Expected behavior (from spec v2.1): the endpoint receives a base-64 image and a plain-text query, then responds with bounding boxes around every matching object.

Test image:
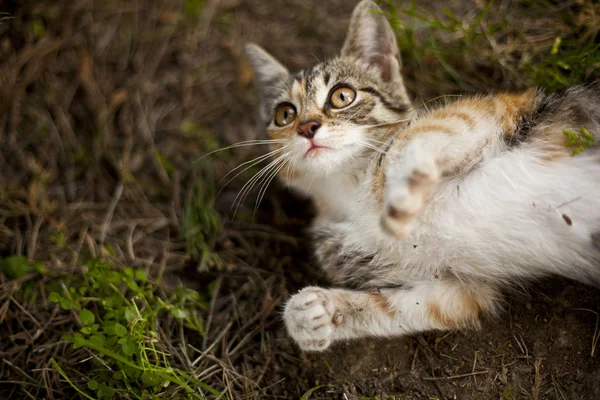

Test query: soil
[1,0,600,399]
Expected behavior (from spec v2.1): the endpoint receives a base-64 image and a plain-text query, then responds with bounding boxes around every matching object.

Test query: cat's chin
[295,149,359,177]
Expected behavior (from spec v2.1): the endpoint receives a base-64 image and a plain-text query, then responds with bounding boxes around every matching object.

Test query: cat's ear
[245,44,290,118]
[341,0,402,83]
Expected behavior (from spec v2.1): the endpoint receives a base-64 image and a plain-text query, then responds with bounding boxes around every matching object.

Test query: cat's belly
[313,150,600,287]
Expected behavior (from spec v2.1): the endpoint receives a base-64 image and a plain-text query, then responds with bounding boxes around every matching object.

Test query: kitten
[245,0,600,351]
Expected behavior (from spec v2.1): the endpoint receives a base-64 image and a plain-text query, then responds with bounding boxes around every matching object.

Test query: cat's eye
[274,103,297,127]
[329,86,356,109]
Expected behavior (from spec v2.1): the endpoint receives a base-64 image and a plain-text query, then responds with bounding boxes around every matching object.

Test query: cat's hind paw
[381,148,439,237]
[284,287,342,351]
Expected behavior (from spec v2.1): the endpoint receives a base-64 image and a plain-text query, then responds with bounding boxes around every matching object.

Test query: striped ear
[341,0,402,83]
[245,44,290,119]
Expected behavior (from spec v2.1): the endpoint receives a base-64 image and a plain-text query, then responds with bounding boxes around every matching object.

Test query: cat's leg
[379,90,539,237]
[284,277,500,351]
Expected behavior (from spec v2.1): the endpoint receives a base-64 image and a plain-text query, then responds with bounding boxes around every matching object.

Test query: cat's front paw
[284,287,343,351]
[381,146,439,237]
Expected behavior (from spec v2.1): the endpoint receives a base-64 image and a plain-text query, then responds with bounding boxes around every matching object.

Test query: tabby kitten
[245,0,600,351]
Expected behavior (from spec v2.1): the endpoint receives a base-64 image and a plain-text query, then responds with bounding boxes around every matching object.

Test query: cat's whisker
[221,145,289,182]
[362,137,389,146]
[355,140,387,155]
[194,139,286,163]
[243,153,289,216]
[249,154,287,208]
[233,161,282,216]
[231,152,290,218]
[215,146,290,200]
[285,154,299,182]
[361,117,412,129]
[231,154,286,214]
[254,157,290,214]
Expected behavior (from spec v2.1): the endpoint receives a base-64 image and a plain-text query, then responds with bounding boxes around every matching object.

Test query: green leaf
[72,333,86,349]
[49,292,62,303]
[90,334,105,347]
[582,127,594,140]
[124,307,137,323]
[60,299,72,310]
[97,385,115,400]
[103,294,123,308]
[1,255,35,279]
[80,309,95,326]
[134,269,148,282]
[550,37,562,55]
[122,342,137,356]
[87,380,99,390]
[141,371,163,387]
[114,323,127,337]
[126,279,140,292]
[170,308,189,319]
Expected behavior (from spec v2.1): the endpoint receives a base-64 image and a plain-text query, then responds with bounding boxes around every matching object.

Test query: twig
[532,358,543,400]
[472,350,478,385]
[202,276,222,350]
[99,183,124,244]
[422,370,489,381]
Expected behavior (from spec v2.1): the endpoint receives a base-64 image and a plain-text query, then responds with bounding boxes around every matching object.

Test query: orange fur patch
[404,123,455,136]
[433,109,477,126]
[369,292,396,318]
[495,88,537,135]
[425,291,482,329]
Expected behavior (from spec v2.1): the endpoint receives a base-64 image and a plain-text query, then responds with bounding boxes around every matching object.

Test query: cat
[245,0,600,352]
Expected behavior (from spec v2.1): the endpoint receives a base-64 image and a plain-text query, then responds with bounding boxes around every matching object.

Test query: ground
[1,0,600,399]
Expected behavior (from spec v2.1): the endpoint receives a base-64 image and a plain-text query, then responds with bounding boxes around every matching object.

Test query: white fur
[283,120,600,350]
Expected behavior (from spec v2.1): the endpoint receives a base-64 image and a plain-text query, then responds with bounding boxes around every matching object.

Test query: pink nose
[297,121,321,139]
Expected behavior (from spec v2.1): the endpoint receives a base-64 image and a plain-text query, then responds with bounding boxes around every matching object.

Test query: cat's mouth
[304,143,332,157]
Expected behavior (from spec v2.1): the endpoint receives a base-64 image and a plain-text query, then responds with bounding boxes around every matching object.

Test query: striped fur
[247,0,600,352]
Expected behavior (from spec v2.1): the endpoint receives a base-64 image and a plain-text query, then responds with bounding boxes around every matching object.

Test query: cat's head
[246,0,411,182]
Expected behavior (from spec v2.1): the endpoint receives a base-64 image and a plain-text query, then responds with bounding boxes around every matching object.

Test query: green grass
[181,168,223,271]
[0,255,219,399]
[47,259,217,399]
[380,0,600,92]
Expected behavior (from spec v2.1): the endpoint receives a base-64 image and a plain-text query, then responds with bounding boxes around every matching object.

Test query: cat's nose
[297,120,321,139]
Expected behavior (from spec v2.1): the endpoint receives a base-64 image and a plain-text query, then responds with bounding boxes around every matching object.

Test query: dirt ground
[1,0,600,399]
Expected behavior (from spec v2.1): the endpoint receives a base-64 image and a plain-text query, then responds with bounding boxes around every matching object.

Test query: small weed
[564,128,598,156]
[153,150,175,175]
[182,166,222,271]
[300,384,334,400]
[48,259,217,399]
[183,0,206,17]
[0,255,43,279]
[502,386,515,400]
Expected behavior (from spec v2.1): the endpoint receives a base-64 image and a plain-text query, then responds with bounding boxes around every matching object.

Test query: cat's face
[247,0,411,180]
